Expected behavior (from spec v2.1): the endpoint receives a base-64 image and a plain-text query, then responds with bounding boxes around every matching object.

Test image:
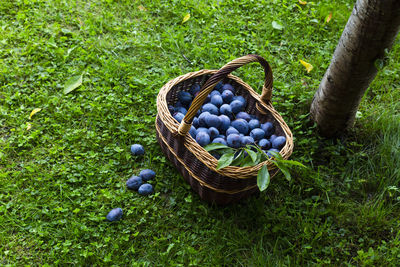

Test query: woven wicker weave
[156,55,293,205]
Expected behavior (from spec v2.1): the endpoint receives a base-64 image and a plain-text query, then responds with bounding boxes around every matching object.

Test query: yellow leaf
[29,108,42,119]
[26,123,32,131]
[326,12,332,23]
[299,60,313,73]
[138,5,147,11]
[182,13,190,24]
[299,0,307,5]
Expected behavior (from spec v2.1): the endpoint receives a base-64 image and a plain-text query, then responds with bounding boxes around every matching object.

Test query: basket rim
[156,69,294,179]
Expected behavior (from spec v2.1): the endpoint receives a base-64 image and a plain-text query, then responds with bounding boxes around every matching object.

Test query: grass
[1,0,399,265]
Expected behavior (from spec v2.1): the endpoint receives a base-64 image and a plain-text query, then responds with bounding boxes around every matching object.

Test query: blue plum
[222,83,235,94]
[178,91,192,106]
[126,175,142,190]
[241,136,255,146]
[221,90,234,103]
[176,106,187,115]
[211,95,223,107]
[189,126,196,138]
[220,104,232,116]
[139,169,156,181]
[138,183,153,196]
[226,126,239,136]
[218,115,231,132]
[212,137,227,146]
[230,100,244,114]
[258,139,271,150]
[215,81,224,92]
[231,119,249,135]
[272,136,286,150]
[205,114,221,128]
[227,134,241,148]
[269,134,277,142]
[196,127,209,135]
[202,103,219,115]
[168,105,175,114]
[198,111,210,127]
[236,112,251,121]
[210,90,221,97]
[192,117,199,128]
[196,131,211,147]
[173,112,185,123]
[208,127,220,140]
[190,84,201,96]
[250,128,265,141]
[261,122,275,137]
[106,208,123,222]
[130,144,144,156]
[248,119,260,130]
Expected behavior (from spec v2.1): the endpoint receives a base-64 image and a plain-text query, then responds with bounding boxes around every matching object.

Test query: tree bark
[310,0,400,137]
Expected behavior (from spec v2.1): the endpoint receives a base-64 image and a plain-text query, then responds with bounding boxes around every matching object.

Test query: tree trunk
[310,0,400,137]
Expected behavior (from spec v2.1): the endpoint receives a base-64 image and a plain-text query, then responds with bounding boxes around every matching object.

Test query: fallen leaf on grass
[326,13,332,23]
[29,108,41,119]
[26,123,32,131]
[138,5,147,11]
[64,73,83,94]
[272,21,284,30]
[299,60,313,73]
[182,14,190,24]
[299,0,307,5]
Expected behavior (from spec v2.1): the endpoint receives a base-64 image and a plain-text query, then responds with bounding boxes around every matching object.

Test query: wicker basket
[156,55,293,205]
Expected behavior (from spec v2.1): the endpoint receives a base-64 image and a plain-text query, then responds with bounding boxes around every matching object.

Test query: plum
[196,131,211,147]
[226,126,239,136]
[208,127,220,140]
[202,103,219,115]
[248,119,260,130]
[250,128,265,141]
[106,208,123,222]
[231,119,249,135]
[212,137,227,146]
[241,136,255,146]
[230,100,244,114]
[258,139,271,150]
[138,184,153,196]
[211,95,223,107]
[261,122,275,137]
[190,84,201,96]
[227,134,241,148]
[178,91,192,106]
[173,112,184,123]
[222,83,235,94]
[205,114,221,128]
[139,169,156,181]
[130,144,144,156]
[126,175,142,190]
[198,111,210,127]
[272,136,286,150]
[218,115,231,132]
[221,90,234,103]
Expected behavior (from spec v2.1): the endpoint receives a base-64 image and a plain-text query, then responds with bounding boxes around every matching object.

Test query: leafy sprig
[205,143,306,192]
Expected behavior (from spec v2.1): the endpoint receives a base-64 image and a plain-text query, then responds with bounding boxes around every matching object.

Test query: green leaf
[274,161,291,181]
[231,150,244,166]
[279,160,307,168]
[64,73,83,94]
[257,165,270,191]
[272,21,284,30]
[268,150,283,160]
[204,143,229,152]
[240,154,255,167]
[217,153,235,169]
[245,148,257,163]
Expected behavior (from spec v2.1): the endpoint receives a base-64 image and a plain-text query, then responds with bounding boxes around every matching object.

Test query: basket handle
[178,54,274,136]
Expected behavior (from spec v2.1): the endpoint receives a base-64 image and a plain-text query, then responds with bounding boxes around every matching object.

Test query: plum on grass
[196,131,211,147]
[106,208,123,222]
[227,134,241,148]
[138,184,153,196]
[139,169,156,181]
[126,176,142,190]
[130,144,144,156]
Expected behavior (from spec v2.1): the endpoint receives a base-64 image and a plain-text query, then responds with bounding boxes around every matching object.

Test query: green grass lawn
[1,0,400,265]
